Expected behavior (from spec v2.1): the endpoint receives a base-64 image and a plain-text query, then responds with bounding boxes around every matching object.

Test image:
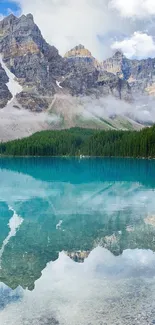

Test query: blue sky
[0,1,20,16]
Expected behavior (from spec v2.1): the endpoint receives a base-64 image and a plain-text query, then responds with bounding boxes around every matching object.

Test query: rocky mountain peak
[0,13,39,42]
[64,44,93,58]
[112,50,125,59]
[18,13,35,28]
[0,14,17,26]
[102,50,128,79]
[64,44,101,70]
[0,14,17,36]
[74,44,85,50]
[26,13,34,22]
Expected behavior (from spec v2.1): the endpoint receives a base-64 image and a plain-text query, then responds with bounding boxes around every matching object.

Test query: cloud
[80,95,155,124]
[10,0,155,60]
[1,248,155,324]
[12,0,121,59]
[111,31,155,58]
[111,0,155,18]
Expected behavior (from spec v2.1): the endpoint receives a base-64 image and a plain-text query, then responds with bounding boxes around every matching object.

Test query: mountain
[0,13,154,140]
[102,51,155,95]
[0,13,64,111]
[0,14,132,103]
[64,44,100,69]
[0,63,12,107]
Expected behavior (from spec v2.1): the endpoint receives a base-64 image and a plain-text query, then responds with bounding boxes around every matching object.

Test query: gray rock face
[0,63,9,84]
[16,91,49,112]
[61,58,99,96]
[0,63,12,108]
[102,51,155,95]
[97,70,131,101]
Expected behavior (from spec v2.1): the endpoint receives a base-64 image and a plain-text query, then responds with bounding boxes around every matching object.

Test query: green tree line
[0,126,155,158]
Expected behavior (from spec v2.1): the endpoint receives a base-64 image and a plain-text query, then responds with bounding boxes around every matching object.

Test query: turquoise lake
[0,157,155,325]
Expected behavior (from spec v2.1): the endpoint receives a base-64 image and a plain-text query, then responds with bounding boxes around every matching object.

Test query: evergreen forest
[0,126,155,158]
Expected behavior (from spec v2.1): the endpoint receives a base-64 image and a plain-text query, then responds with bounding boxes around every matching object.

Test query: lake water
[0,157,155,325]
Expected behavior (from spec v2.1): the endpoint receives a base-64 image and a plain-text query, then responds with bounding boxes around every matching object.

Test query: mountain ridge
[0,13,154,140]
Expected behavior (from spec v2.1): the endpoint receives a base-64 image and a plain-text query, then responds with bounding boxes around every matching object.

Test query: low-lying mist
[0,101,61,142]
[48,93,155,128]
[80,95,155,124]
[1,93,155,142]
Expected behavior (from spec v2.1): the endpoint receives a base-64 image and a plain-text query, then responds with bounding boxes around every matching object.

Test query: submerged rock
[145,215,155,227]
[65,251,90,262]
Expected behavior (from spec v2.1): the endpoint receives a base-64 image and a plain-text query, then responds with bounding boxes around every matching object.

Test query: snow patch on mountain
[0,55,22,101]
[56,80,63,89]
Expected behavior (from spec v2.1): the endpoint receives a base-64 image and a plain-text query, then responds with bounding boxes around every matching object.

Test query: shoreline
[0,155,155,160]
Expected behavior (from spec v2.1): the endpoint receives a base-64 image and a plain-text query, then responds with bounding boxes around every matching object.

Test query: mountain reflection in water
[0,158,155,324]
[1,247,155,325]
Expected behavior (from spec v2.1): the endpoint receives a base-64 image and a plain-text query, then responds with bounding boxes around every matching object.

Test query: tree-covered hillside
[0,126,155,158]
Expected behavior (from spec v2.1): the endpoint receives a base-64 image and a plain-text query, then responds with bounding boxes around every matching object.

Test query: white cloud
[10,0,154,60]
[4,0,155,60]
[111,0,155,18]
[13,0,119,59]
[112,31,155,58]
